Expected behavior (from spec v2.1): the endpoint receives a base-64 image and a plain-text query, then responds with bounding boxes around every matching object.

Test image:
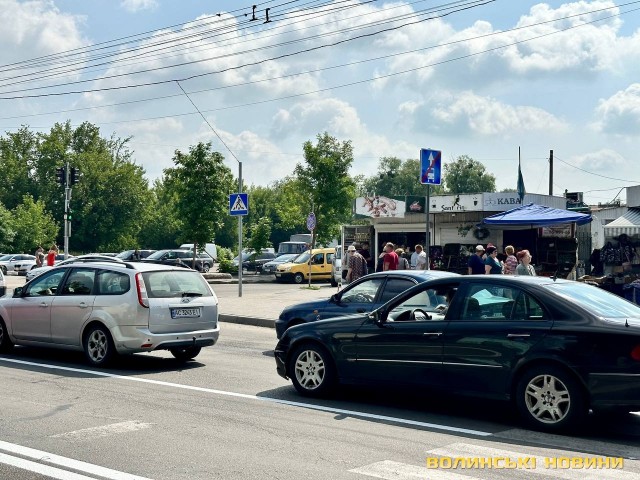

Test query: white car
[0,254,36,275]
[0,269,5,297]
[26,255,122,282]
[0,261,219,366]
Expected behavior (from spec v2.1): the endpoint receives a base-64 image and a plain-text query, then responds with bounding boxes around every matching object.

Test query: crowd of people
[467,243,536,276]
[345,241,537,280]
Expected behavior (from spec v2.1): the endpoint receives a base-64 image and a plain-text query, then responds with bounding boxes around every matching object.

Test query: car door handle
[507,333,530,338]
[423,332,442,337]
[78,302,90,308]
[39,302,48,308]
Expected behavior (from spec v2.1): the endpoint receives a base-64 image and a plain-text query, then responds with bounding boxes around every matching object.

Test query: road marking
[51,420,153,440]
[0,357,492,437]
[350,460,476,479]
[0,441,152,479]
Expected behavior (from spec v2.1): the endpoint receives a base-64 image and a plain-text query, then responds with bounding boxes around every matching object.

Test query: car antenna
[550,270,558,282]
[625,318,630,328]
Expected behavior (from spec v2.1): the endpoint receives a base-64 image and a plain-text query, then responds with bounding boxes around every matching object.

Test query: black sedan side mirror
[330,293,340,303]
[13,286,23,298]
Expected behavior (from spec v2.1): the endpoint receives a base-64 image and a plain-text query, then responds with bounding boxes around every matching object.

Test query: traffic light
[55,167,65,185]
[70,167,80,185]
[67,208,73,221]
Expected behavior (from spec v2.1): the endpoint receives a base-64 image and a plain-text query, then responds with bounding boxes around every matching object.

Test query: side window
[461,284,523,321]
[388,286,449,321]
[61,268,96,295]
[511,292,546,320]
[326,252,335,264]
[341,278,383,303]
[379,278,416,303]
[311,253,324,264]
[97,270,130,295]
[25,270,66,297]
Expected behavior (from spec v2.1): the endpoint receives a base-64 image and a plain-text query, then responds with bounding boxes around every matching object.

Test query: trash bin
[623,282,640,305]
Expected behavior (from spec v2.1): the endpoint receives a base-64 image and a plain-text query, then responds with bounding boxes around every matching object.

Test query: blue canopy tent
[480,203,592,230]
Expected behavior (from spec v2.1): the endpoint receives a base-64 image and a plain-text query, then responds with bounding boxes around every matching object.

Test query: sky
[1,0,639,206]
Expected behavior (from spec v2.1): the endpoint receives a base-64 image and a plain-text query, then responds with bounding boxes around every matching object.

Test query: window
[26,270,66,296]
[379,278,416,304]
[142,270,213,298]
[97,270,130,295]
[311,253,324,264]
[61,268,96,295]
[459,284,545,321]
[389,285,449,321]
[341,278,383,303]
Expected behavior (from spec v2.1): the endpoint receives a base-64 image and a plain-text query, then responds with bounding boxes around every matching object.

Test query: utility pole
[238,161,243,298]
[549,150,554,196]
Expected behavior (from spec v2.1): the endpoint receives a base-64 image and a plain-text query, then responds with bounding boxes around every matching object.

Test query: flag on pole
[517,159,526,203]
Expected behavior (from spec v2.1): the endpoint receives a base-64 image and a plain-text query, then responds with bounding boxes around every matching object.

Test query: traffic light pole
[63,161,71,259]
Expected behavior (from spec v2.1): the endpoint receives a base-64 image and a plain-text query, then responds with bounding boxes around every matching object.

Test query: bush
[217,247,237,274]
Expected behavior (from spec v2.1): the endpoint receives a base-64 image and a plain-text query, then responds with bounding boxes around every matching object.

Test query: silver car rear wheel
[84,325,115,366]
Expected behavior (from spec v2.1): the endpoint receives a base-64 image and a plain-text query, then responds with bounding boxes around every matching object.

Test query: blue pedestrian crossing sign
[229,193,248,216]
[420,148,442,185]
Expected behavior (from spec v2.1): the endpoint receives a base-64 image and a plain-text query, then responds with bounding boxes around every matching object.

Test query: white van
[180,243,217,261]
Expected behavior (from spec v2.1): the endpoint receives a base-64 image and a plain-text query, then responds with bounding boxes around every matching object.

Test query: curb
[219,313,275,329]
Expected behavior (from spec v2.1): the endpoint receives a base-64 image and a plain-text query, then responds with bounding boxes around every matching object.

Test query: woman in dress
[484,246,502,274]
[503,245,518,275]
[516,250,536,276]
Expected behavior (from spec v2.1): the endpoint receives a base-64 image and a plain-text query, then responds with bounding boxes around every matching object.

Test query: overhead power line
[554,155,640,184]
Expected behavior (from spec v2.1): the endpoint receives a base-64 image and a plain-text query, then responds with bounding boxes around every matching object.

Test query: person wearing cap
[468,245,485,275]
[484,245,503,274]
[346,245,367,283]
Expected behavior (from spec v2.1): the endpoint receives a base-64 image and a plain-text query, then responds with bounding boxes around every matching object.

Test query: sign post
[420,149,442,270]
[229,191,248,296]
[306,212,316,287]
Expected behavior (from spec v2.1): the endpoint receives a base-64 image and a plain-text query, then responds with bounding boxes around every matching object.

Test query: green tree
[0,202,16,252]
[138,179,182,249]
[0,127,39,210]
[443,155,496,194]
[358,156,445,196]
[293,133,356,245]
[10,195,59,253]
[247,217,272,253]
[164,142,234,265]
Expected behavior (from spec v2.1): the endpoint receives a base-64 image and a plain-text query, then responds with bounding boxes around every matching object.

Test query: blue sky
[1,0,639,205]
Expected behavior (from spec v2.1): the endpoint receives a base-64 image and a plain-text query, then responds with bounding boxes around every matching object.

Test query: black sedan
[275,275,640,432]
[276,270,458,339]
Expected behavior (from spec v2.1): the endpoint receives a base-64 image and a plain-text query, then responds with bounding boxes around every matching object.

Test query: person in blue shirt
[468,245,486,274]
[484,246,503,274]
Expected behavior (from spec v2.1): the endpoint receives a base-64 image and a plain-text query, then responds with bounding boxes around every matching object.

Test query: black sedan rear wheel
[288,343,336,396]
[515,365,586,432]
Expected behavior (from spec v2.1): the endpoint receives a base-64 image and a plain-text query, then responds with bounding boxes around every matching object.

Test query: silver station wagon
[0,262,219,366]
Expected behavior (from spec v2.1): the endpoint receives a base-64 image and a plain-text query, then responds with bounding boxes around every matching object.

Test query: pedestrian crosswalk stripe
[350,460,477,479]
[231,195,247,211]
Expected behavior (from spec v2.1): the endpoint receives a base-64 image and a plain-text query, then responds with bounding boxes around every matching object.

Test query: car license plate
[171,308,201,319]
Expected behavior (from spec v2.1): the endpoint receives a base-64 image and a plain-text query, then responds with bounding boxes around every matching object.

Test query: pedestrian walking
[468,245,485,274]
[35,246,45,268]
[46,244,58,267]
[484,246,502,274]
[413,244,428,270]
[346,245,367,282]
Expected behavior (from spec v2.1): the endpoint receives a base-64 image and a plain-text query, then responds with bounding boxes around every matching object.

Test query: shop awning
[603,208,640,237]
[479,203,592,229]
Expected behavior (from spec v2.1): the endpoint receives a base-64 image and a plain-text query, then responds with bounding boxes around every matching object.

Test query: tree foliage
[10,195,58,253]
[247,217,272,253]
[358,156,445,196]
[443,155,496,194]
[294,132,356,245]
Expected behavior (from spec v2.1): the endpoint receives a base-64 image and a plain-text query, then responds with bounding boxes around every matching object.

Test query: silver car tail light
[135,272,149,308]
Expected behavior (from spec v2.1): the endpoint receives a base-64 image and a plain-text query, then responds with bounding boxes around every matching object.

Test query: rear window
[142,270,213,298]
[545,282,640,318]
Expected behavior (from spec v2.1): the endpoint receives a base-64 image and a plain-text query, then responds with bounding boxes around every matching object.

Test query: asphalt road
[1,322,640,480]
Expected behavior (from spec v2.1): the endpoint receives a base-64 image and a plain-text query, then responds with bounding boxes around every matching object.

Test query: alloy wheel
[524,374,571,424]
[87,329,109,364]
[294,350,326,390]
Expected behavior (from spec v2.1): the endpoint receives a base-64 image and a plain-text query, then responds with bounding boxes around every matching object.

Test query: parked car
[0,262,219,366]
[276,270,458,339]
[275,275,640,432]
[116,249,156,261]
[0,269,5,297]
[261,253,299,274]
[26,255,124,282]
[13,257,38,275]
[141,249,213,272]
[330,246,342,287]
[180,243,217,262]
[275,248,335,283]
[233,250,277,272]
[0,254,37,274]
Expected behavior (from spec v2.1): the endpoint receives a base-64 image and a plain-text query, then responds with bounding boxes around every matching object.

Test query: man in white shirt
[414,244,428,270]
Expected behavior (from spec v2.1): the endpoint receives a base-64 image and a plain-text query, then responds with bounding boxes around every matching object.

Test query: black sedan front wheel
[515,365,586,432]
[288,343,336,396]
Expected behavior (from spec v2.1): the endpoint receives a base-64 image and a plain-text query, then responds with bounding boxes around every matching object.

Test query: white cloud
[567,148,627,171]
[594,83,640,136]
[402,91,568,136]
[120,0,158,13]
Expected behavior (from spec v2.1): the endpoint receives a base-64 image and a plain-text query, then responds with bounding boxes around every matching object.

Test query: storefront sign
[405,196,425,213]
[355,196,405,218]
[431,194,482,212]
[483,193,523,211]
[539,224,574,238]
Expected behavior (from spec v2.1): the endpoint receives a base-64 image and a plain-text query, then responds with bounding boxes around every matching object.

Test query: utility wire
[554,155,640,184]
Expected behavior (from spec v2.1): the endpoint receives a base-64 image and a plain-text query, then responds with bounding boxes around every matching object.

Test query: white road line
[0,447,151,480]
[0,357,492,437]
[350,460,479,479]
[426,443,638,480]
[51,421,153,440]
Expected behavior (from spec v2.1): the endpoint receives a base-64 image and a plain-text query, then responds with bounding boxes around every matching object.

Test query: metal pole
[549,149,554,196]
[238,161,243,297]
[425,185,430,270]
[63,161,70,260]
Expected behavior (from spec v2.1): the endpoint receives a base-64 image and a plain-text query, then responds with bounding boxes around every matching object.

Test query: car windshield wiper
[181,292,203,297]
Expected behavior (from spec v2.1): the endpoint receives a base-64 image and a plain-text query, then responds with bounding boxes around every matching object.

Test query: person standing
[382,242,399,271]
[468,245,485,275]
[358,242,372,272]
[395,248,410,270]
[414,244,428,270]
[516,250,536,276]
[346,245,367,282]
[46,244,58,267]
[503,245,518,275]
[35,246,45,268]
[484,246,502,274]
